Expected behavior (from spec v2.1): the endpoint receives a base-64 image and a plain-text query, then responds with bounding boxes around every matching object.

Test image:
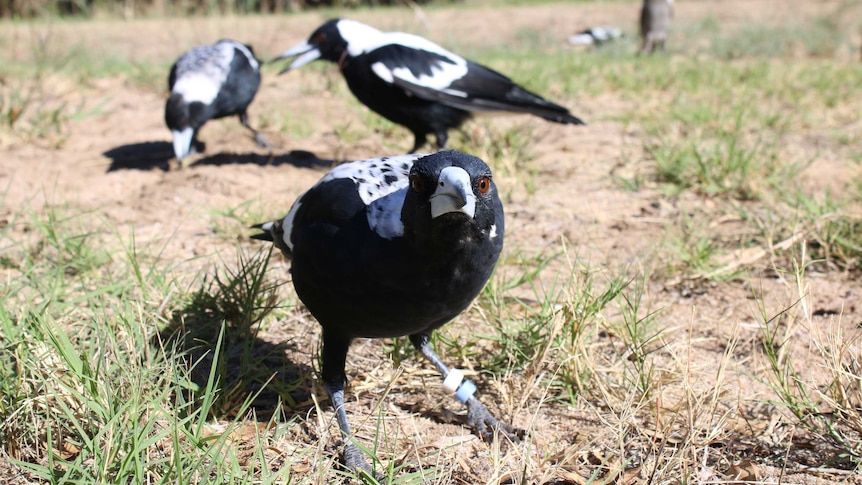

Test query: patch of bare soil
[2,1,861,483]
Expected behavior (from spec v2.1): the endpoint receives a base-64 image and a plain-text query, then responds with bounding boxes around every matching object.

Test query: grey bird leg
[409,132,429,154]
[326,385,374,474]
[239,111,270,148]
[433,130,449,152]
[409,333,522,442]
[322,333,374,475]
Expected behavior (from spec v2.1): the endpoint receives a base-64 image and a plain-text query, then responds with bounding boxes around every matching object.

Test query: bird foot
[342,441,381,480]
[466,398,524,443]
[253,132,270,148]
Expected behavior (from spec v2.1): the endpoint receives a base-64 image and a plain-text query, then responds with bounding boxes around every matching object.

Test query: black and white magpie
[568,26,624,46]
[165,39,269,162]
[272,19,585,153]
[252,150,520,474]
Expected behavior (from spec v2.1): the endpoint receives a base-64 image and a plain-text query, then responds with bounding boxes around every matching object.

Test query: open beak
[270,41,321,74]
[171,127,194,161]
[430,166,476,219]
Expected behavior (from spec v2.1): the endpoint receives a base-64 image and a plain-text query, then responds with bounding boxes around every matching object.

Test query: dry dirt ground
[2,0,862,483]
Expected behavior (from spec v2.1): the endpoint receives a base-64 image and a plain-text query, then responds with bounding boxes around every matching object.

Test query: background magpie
[253,150,520,474]
[165,39,269,162]
[272,19,585,153]
[568,26,624,46]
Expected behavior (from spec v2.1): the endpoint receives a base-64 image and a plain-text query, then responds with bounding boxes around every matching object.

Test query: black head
[401,150,502,246]
[165,94,210,160]
[273,18,385,72]
[164,94,209,131]
[306,19,348,63]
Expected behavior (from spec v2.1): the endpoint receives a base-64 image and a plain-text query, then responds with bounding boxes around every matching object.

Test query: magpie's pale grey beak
[270,41,321,74]
[430,166,476,219]
[171,127,194,161]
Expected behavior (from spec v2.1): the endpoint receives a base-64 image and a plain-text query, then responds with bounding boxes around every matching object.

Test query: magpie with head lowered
[271,19,585,153]
[568,26,624,46]
[252,150,521,474]
[165,39,269,163]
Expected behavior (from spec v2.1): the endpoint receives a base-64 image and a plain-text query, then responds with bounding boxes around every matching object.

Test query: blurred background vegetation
[0,0,458,18]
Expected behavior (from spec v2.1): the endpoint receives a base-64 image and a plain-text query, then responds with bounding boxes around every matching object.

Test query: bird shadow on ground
[103,142,338,173]
[191,149,337,169]
[151,248,314,422]
[103,141,174,172]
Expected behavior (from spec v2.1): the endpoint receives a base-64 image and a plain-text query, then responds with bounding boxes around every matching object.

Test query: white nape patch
[367,188,407,239]
[489,224,497,240]
[336,20,386,56]
[321,154,425,205]
[172,40,248,104]
[173,73,221,104]
[337,19,465,64]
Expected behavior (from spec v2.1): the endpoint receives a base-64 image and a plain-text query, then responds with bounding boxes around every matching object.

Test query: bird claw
[342,441,381,480]
[253,132,270,148]
[466,398,524,443]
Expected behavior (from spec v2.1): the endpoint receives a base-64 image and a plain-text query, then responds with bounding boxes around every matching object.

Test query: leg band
[442,369,464,393]
[442,369,477,404]
[454,380,476,404]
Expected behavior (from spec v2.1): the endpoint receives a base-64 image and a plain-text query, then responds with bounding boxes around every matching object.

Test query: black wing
[368,45,583,125]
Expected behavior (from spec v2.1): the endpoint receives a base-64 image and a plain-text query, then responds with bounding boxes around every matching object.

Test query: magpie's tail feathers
[250,231,274,242]
[250,222,275,242]
[503,88,587,125]
[536,110,586,126]
[495,101,586,125]
[250,220,294,259]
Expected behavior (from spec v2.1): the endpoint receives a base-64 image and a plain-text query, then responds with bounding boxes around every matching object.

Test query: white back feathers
[279,154,426,249]
[172,40,258,104]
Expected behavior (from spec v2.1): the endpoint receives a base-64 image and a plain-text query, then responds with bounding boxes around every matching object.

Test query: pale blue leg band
[454,380,477,404]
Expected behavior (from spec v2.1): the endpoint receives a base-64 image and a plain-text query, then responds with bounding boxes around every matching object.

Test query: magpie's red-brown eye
[477,176,491,194]
[316,33,326,43]
[410,176,429,193]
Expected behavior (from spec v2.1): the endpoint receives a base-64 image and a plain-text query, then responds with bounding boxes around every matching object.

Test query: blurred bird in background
[272,19,584,153]
[568,26,624,46]
[165,39,269,163]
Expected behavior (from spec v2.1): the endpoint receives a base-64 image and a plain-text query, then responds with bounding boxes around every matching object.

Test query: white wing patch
[372,62,468,93]
[367,188,407,239]
[172,40,251,104]
[281,154,427,244]
[336,19,469,93]
[321,154,423,205]
[331,154,422,239]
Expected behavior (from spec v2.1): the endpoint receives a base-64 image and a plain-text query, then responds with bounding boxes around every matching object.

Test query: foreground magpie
[272,19,584,153]
[252,150,520,474]
[165,39,269,162]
